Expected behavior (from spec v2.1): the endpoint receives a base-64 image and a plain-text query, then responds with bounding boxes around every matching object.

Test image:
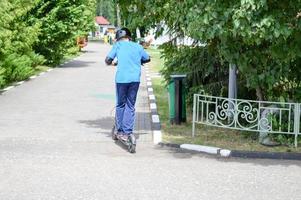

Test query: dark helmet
[115,27,131,41]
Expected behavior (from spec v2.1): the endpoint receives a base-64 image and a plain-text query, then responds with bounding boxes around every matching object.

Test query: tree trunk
[116,3,121,27]
[256,87,264,101]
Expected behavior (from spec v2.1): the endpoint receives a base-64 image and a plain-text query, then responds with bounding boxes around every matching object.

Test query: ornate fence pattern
[192,94,301,147]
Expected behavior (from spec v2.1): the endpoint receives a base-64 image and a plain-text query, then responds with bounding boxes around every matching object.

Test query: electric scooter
[107,59,150,154]
[106,61,136,153]
[111,124,136,153]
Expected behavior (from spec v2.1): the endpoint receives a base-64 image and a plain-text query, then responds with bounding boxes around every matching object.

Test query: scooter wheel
[111,125,118,141]
[128,134,136,153]
[128,144,136,153]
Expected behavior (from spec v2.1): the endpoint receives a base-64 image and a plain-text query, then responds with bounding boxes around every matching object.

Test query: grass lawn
[147,47,301,153]
[34,65,50,75]
[63,46,83,62]
[147,47,164,73]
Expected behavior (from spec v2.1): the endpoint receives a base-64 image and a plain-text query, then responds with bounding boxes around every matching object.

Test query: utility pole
[228,64,237,121]
[228,63,237,100]
[116,3,121,28]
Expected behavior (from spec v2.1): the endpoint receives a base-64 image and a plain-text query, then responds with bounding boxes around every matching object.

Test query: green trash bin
[168,74,187,124]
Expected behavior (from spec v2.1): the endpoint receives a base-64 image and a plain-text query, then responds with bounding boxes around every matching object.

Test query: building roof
[95,16,110,25]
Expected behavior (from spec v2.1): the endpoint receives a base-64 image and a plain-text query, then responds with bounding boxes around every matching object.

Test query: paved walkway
[0,42,300,200]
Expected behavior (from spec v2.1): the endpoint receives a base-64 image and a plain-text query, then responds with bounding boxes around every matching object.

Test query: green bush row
[0,0,96,88]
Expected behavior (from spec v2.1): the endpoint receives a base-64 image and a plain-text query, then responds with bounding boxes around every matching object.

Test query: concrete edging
[158,142,301,160]
[0,72,49,94]
[143,63,301,161]
[144,64,162,144]
[0,56,80,95]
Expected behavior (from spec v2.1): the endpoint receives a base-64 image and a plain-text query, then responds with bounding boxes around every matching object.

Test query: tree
[96,0,116,25]
[0,0,42,88]
[117,0,301,102]
[0,0,96,88]
[27,0,96,65]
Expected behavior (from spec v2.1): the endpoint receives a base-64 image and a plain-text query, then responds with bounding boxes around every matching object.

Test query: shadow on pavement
[153,145,214,159]
[79,112,152,132]
[60,60,97,68]
[79,117,114,130]
[153,145,301,166]
[78,113,151,152]
[78,117,301,165]
[81,50,100,53]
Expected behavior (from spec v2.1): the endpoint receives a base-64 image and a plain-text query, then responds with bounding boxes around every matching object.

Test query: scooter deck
[116,135,130,145]
[112,125,136,153]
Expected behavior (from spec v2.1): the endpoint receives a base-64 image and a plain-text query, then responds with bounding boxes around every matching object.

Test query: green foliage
[117,0,301,102]
[159,43,228,104]
[0,67,5,88]
[3,54,34,82]
[0,0,96,88]
[117,0,301,147]
[272,134,298,147]
[28,52,45,68]
[0,0,42,87]
[96,0,115,25]
[27,0,96,65]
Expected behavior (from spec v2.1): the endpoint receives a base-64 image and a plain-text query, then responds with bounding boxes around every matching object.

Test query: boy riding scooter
[105,28,150,153]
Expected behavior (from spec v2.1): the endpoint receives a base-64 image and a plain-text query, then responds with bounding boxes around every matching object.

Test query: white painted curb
[3,86,14,91]
[16,81,24,85]
[180,144,221,155]
[145,67,162,145]
[180,144,232,157]
[149,94,155,100]
[152,115,160,123]
[153,130,162,144]
[0,55,82,96]
[150,103,157,110]
[220,149,231,157]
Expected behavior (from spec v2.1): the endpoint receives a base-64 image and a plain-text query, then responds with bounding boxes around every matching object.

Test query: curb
[231,150,301,160]
[0,56,81,95]
[144,64,162,144]
[158,142,301,160]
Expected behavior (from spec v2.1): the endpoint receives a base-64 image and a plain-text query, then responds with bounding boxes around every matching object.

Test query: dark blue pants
[115,82,140,135]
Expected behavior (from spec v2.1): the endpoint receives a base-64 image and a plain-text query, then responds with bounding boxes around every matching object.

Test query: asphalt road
[0,41,300,200]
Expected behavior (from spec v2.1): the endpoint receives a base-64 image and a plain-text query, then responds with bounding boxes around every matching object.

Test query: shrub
[0,67,5,88]
[2,54,34,83]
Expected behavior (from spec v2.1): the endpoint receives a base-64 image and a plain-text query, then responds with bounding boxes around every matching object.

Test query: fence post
[192,94,197,137]
[294,103,300,148]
